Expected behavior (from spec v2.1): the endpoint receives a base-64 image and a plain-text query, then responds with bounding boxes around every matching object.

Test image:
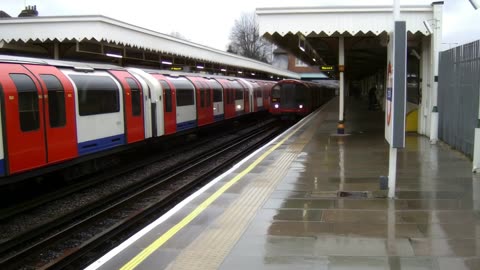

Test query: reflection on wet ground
[220,98,480,270]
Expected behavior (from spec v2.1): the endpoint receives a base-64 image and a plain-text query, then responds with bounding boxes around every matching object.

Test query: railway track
[0,118,288,269]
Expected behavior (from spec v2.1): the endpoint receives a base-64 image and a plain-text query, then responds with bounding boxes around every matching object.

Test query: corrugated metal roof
[256,5,434,36]
[0,15,300,79]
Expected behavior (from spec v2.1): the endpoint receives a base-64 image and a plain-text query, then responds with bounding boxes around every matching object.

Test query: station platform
[86,97,480,270]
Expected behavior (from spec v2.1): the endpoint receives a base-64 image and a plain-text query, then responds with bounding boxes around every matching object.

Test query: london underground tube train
[0,55,275,184]
[269,79,336,118]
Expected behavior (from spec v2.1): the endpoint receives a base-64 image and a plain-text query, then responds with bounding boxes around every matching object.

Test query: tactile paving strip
[165,112,322,270]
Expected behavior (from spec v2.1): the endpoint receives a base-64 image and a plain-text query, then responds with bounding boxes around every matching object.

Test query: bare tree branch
[228,12,272,63]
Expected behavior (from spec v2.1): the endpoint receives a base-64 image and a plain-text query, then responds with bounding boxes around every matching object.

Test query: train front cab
[0,63,78,176]
[270,80,310,117]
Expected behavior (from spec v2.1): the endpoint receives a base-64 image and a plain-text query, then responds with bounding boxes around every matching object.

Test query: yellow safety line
[120,114,313,270]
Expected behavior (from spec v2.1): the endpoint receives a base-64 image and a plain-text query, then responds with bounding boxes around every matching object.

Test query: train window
[176,89,194,106]
[229,81,244,101]
[200,89,205,108]
[213,88,222,102]
[272,85,281,98]
[169,77,194,106]
[224,89,229,104]
[159,80,172,112]
[226,89,231,104]
[10,73,39,132]
[296,84,308,102]
[40,74,66,128]
[70,74,119,116]
[230,89,235,104]
[235,89,243,100]
[126,78,141,116]
[206,89,211,107]
[208,80,223,103]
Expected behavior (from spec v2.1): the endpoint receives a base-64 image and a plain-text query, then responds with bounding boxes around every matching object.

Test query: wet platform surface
[217,98,480,270]
[89,97,480,270]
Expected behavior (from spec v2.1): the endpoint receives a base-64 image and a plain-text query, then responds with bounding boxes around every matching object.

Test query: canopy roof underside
[0,15,299,78]
[256,5,434,37]
[256,5,435,80]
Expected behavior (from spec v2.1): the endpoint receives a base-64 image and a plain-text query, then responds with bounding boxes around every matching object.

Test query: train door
[253,83,263,111]
[204,81,213,124]
[149,74,176,135]
[245,85,251,113]
[224,81,236,119]
[127,68,164,138]
[263,82,272,110]
[158,79,176,135]
[189,78,213,127]
[238,79,254,113]
[198,79,213,126]
[167,77,196,131]
[108,70,145,143]
[131,73,151,139]
[230,80,245,115]
[207,79,224,122]
[24,65,77,164]
[0,63,46,174]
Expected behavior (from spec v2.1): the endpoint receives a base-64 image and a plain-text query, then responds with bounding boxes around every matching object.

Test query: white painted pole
[473,129,480,172]
[388,0,400,199]
[473,84,480,172]
[430,3,443,144]
[388,147,397,198]
[393,0,400,20]
[387,199,396,252]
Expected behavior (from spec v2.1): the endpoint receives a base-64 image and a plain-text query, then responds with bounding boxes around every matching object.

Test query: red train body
[0,55,276,183]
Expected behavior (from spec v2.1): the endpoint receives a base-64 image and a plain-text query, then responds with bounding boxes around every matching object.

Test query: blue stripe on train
[214,114,224,121]
[78,134,126,155]
[0,159,5,176]
[176,120,197,131]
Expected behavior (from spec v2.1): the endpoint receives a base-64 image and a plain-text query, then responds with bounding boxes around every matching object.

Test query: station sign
[321,65,334,71]
[384,21,406,148]
[170,66,183,71]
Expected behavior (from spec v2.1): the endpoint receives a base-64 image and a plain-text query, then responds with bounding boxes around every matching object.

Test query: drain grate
[337,191,369,198]
[310,191,338,198]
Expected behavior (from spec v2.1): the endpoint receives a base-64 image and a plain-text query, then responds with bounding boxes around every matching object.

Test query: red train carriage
[0,55,277,182]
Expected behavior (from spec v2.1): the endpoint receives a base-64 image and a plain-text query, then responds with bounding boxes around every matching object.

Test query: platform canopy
[0,15,299,79]
[256,4,436,79]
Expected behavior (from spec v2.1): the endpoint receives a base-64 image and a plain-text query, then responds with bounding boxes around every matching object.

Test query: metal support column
[337,36,345,134]
[429,2,443,144]
[53,41,60,60]
[386,0,406,199]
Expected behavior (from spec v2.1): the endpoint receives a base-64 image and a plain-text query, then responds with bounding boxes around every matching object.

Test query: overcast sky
[1,0,479,51]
